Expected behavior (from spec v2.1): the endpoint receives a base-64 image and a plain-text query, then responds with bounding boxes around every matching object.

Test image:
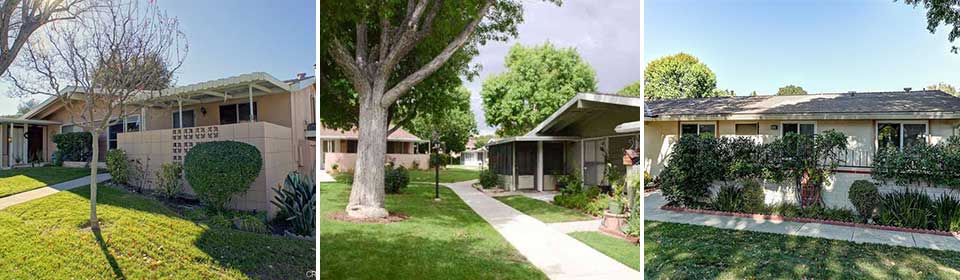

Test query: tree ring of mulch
[329,211,408,224]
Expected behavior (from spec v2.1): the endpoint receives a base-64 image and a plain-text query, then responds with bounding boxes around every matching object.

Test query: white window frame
[780,121,817,137]
[172,109,196,128]
[59,124,80,133]
[107,116,141,150]
[875,120,929,150]
[680,121,717,136]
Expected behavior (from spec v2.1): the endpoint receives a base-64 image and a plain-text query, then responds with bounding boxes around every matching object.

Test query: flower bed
[661,205,960,237]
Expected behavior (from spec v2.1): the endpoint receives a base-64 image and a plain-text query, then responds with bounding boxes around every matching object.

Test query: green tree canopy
[644,53,718,99]
[776,85,808,96]
[902,0,960,53]
[481,42,597,136]
[406,86,477,153]
[926,83,958,96]
[618,81,641,96]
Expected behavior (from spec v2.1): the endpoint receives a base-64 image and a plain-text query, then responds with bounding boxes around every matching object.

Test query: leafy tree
[16,98,39,116]
[473,134,495,148]
[776,85,808,96]
[320,0,558,219]
[750,91,758,97]
[406,86,477,153]
[644,53,718,99]
[763,130,848,208]
[618,81,641,96]
[0,0,87,78]
[481,42,597,136]
[712,89,735,97]
[926,82,958,96]
[901,0,960,53]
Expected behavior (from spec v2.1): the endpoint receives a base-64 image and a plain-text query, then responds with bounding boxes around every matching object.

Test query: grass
[319,182,547,279]
[569,232,640,270]
[494,195,595,223]
[0,167,91,198]
[645,221,960,279]
[335,166,480,184]
[0,184,314,279]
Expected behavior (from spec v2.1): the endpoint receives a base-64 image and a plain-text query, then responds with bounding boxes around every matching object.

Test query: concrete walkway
[548,219,602,234]
[317,170,335,183]
[487,190,559,203]
[0,174,111,210]
[645,190,960,252]
[447,180,640,280]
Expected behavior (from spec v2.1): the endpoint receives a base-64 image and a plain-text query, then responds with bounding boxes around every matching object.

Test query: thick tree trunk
[89,130,100,229]
[345,91,390,219]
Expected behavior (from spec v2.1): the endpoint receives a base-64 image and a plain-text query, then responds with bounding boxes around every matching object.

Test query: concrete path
[645,190,960,252]
[317,170,335,183]
[487,190,559,203]
[0,174,111,210]
[548,219,602,234]
[447,180,640,280]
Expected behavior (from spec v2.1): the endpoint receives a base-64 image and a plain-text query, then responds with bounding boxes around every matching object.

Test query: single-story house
[317,125,429,172]
[459,137,487,167]
[644,89,960,208]
[20,72,317,217]
[487,93,642,191]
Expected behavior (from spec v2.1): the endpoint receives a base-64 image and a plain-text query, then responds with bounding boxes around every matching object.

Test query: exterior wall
[323,152,430,172]
[644,121,678,176]
[160,93,292,129]
[117,122,294,217]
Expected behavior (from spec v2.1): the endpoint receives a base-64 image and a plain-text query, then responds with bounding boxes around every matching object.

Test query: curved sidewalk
[446,180,641,280]
[645,190,960,252]
[0,173,112,210]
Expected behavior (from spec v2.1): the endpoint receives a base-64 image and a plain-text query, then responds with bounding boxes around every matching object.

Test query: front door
[27,126,43,163]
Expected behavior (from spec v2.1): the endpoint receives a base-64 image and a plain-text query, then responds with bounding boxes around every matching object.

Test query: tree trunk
[89,130,100,229]
[345,91,390,219]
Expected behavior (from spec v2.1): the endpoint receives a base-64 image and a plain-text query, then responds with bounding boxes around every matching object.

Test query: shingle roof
[646,90,960,117]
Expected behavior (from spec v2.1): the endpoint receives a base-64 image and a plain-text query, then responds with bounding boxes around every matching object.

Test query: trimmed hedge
[105,149,129,185]
[872,136,960,188]
[848,180,879,221]
[52,132,92,161]
[184,141,262,211]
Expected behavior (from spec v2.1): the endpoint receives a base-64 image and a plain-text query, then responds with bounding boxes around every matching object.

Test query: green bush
[554,185,604,215]
[877,188,933,230]
[932,194,960,232]
[849,180,880,221]
[208,213,233,229]
[741,180,766,213]
[558,172,584,195]
[385,164,409,194]
[429,153,452,168]
[712,185,744,212]
[478,168,502,189]
[105,149,129,185]
[52,132,92,161]
[183,141,262,211]
[588,195,612,216]
[660,135,728,207]
[155,162,183,198]
[872,136,960,188]
[234,214,269,234]
[272,171,316,237]
[50,151,63,166]
[767,203,857,223]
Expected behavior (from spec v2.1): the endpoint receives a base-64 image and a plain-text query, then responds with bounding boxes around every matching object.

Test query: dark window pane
[878,123,901,150]
[681,124,698,136]
[347,140,358,153]
[904,124,926,149]
[799,124,815,136]
[543,142,565,174]
[699,125,716,136]
[782,123,798,135]
[220,104,238,124]
[239,102,258,122]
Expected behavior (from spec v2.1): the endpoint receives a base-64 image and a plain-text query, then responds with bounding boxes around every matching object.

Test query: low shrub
[849,180,880,222]
[478,168,502,189]
[588,194,612,216]
[272,171,316,237]
[50,151,63,166]
[429,153,452,168]
[155,162,183,198]
[183,141,262,211]
[558,172,584,195]
[741,180,766,213]
[877,188,933,230]
[53,132,93,161]
[234,214,269,234]
[385,164,409,194]
[554,192,591,211]
[208,213,233,229]
[932,194,960,232]
[766,204,857,223]
[105,149,129,185]
[712,185,744,212]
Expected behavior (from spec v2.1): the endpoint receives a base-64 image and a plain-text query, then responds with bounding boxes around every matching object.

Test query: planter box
[599,211,640,244]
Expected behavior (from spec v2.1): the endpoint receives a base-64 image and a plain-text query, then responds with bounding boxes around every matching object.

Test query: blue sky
[646,0,960,96]
[0,0,315,115]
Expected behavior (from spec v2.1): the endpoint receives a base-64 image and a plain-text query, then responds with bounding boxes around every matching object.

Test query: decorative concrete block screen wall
[118,122,294,217]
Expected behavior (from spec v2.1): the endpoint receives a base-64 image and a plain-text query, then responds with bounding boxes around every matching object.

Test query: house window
[782,122,815,136]
[735,123,759,135]
[61,124,80,133]
[878,122,927,150]
[219,102,258,125]
[107,116,140,149]
[346,140,358,153]
[681,123,716,137]
[172,110,195,128]
[387,142,405,154]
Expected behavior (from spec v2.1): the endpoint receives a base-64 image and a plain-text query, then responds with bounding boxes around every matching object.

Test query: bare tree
[8,0,187,229]
[0,0,88,77]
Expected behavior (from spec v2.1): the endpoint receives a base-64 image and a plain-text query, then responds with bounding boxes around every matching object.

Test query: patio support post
[537,141,543,192]
[248,84,254,123]
[177,98,183,129]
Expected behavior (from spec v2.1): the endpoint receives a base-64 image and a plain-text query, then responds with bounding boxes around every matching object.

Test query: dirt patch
[329,211,408,224]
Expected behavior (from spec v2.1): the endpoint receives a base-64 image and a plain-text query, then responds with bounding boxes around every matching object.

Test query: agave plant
[272,171,316,237]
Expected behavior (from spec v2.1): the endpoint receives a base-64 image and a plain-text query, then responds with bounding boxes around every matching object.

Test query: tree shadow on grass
[644,221,960,279]
[92,227,126,280]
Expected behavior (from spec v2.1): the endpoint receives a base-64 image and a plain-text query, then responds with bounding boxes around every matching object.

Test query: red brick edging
[660,205,960,237]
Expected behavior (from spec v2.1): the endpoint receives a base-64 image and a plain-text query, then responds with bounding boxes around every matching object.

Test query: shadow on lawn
[644,222,960,279]
[93,228,126,280]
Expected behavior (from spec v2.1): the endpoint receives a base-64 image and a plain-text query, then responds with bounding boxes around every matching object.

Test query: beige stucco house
[317,125,429,172]
[645,89,960,208]
[19,72,317,217]
[487,93,642,191]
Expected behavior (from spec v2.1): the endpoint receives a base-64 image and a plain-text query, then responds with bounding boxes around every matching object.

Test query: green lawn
[0,184,314,279]
[319,182,547,279]
[645,221,960,279]
[569,232,640,270]
[0,167,91,198]
[494,195,595,223]
[409,167,479,183]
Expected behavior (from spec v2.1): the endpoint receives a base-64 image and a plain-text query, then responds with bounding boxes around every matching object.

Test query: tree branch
[329,36,371,96]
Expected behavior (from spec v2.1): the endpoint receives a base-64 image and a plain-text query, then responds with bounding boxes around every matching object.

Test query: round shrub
[105,149,129,185]
[52,132,92,161]
[184,141,262,211]
[478,169,502,189]
[385,165,409,194]
[741,180,766,213]
[849,180,880,221]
